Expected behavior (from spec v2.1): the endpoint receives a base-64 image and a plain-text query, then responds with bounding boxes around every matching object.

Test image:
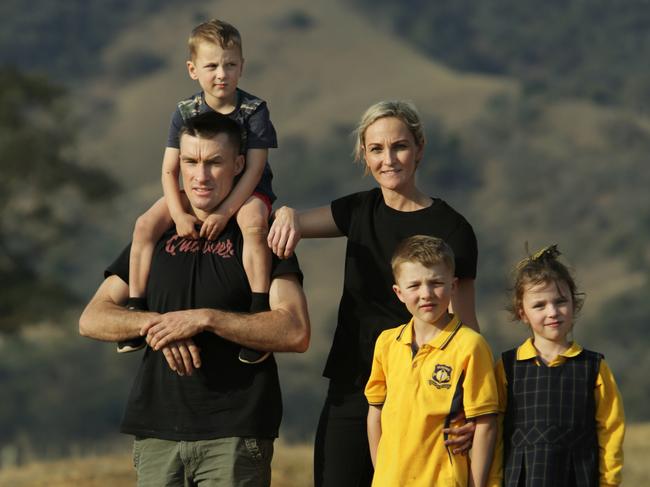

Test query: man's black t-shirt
[106,220,302,441]
[324,188,478,390]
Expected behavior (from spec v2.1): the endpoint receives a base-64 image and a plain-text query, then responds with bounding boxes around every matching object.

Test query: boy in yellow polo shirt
[365,235,498,487]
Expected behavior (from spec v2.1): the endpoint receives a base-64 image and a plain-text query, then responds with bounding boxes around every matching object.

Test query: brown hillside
[69,0,648,434]
[77,0,514,191]
[74,0,515,376]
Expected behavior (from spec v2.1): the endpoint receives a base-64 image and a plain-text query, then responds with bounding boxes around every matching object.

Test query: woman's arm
[367,404,383,468]
[268,205,342,258]
[451,278,479,332]
[443,413,476,454]
[469,414,497,487]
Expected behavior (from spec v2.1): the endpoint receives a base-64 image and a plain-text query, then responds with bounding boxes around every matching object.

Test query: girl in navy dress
[490,245,625,487]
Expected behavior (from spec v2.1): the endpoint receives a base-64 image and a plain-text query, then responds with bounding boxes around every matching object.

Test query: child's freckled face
[392,261,456,329]
[187,41,243,108]
[519,280,574,345]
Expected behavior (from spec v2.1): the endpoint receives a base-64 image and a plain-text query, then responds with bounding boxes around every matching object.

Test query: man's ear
[234,154,245,176]
[393,284,406,304]
[187,60,198,80]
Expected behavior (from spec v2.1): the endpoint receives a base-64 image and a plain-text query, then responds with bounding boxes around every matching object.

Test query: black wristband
[249,292,270,313]
[126,297,148,311]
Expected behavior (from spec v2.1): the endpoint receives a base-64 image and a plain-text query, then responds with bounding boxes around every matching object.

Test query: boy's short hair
[189,19,243,59]
[391,235,455,281]
[179,112,242,154]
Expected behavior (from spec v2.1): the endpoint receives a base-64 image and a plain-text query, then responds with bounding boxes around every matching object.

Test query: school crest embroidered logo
[429,364,452,389]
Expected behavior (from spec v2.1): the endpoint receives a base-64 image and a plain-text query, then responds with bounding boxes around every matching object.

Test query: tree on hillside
[0,68,117,332]
[351,0,650,112]
[0,0,198,82]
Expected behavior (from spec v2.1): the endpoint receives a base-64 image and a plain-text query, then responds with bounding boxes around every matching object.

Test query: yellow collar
[516,337,583,362]
[397,315,463,350]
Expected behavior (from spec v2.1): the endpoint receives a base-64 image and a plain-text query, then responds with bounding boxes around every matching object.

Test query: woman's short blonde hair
[352,100,426,162]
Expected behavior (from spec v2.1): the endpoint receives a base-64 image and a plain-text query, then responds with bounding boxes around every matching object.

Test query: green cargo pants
[132,436,273,487]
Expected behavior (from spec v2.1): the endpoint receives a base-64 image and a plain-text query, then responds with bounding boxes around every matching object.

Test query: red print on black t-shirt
[164,235,234,258]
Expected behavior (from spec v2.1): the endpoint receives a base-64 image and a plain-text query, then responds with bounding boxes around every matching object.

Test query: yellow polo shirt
[488,338,625,487]
[365,315,499,487]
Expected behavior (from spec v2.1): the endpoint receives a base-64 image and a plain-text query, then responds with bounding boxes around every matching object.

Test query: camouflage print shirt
[166,88,277,202]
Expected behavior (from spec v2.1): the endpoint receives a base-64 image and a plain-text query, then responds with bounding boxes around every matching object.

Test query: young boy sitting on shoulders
[365,235,498,487]
[121,19,276,364]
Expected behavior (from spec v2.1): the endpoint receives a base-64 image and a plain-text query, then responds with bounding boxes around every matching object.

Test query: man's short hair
[391,235,455,281]
[179,112,242,154]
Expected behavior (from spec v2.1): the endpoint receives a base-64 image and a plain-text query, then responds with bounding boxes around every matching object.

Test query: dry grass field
[0,424,647,486]
[0,441,311,487]
[623,422,650,486]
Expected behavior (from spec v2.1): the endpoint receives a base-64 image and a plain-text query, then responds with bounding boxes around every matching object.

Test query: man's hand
[174,212,200,238]
[444,412,476,454]
[200,212,229,241]
[161,339,201,376]
[140,309,207,350]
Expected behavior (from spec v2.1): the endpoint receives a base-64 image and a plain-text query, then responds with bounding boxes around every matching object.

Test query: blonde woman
[269,100,479,487]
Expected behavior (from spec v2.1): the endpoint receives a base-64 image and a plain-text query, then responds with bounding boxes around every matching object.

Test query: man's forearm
[157,306,308,353]
[209,273,309,351]
[207,309,307,352]
[144,274,310,353]
[79,275,158,342]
